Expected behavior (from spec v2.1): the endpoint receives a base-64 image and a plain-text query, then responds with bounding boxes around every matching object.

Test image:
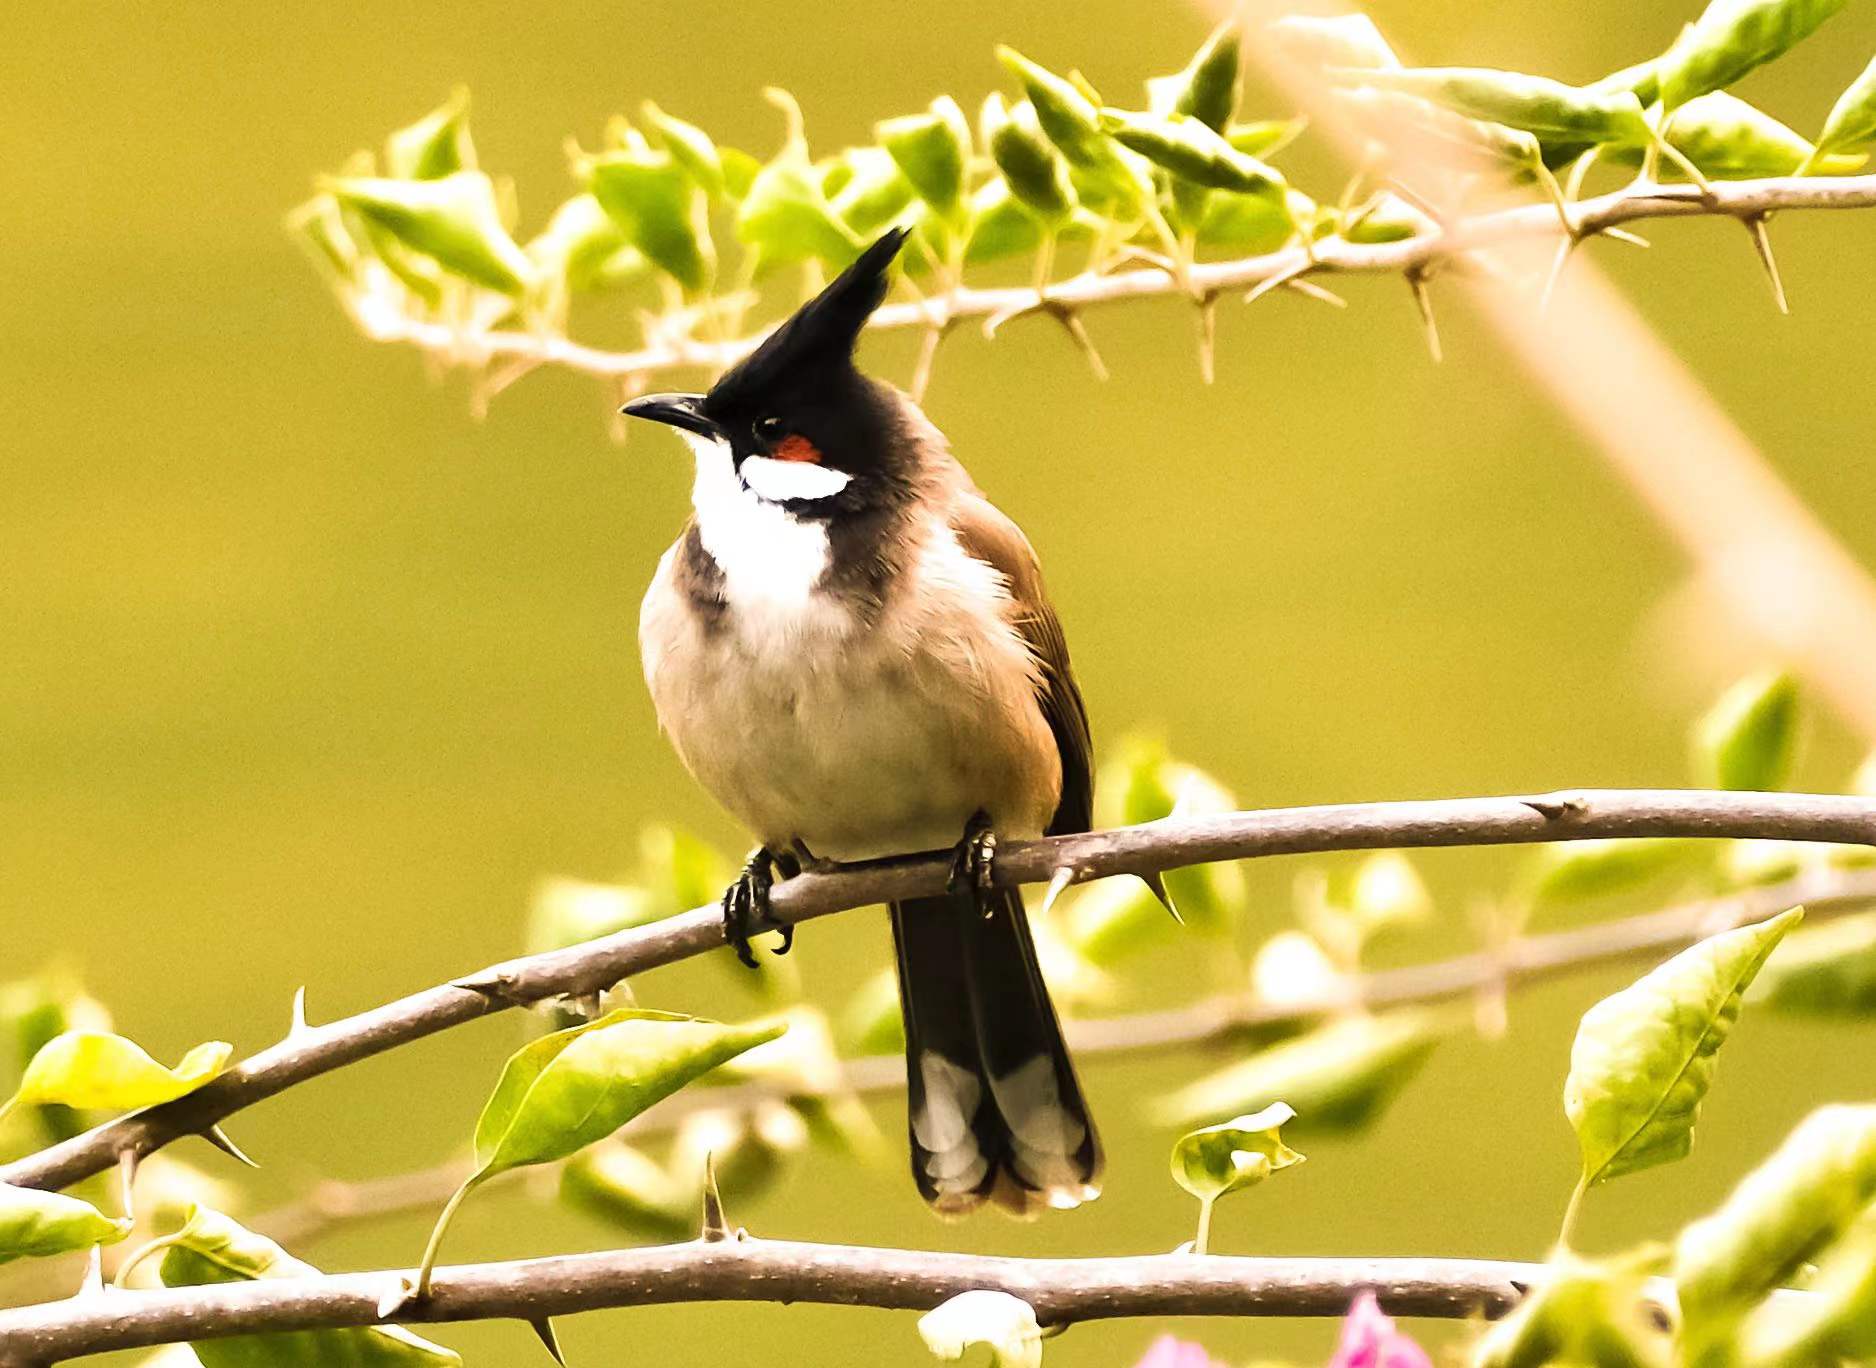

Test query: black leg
[946,809,999,914]
[723,846,794,969]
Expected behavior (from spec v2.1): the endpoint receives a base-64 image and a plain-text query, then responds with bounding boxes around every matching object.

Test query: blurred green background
[6,1,1876,1363]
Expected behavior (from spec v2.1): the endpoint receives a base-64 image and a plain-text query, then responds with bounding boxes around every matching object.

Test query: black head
[622,229,915,514]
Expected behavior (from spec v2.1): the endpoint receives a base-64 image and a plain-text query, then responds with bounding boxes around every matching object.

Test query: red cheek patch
[771,434,822,464]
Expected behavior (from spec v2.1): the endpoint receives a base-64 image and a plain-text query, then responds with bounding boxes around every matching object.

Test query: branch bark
[4,788,1871,1196]
[346,174,1876,384]
[0,1237,1537,1361]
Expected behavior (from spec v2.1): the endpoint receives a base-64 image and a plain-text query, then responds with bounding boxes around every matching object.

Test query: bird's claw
[723,848,792,969]
[946,811,999,911]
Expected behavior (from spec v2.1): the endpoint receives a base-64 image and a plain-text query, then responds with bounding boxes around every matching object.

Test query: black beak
[621,392,723,442]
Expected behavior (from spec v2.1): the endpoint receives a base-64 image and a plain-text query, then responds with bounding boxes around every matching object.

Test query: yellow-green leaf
[1348,67,1650,144]
[1750,911,1876,1017]
[583,150,712,292]
[1694,670,1800,791]
[1475,1251,1670,1368]
[877,96,971,220]
[1676,1104,1876,1343]
[384,88,475,180]
[473,1009,784,1178]
[1602,92,1864,178]
[1146,21,1241,133]
[1565,908,1800,1188]
[1101,108,1283,195]
[830,146,918,236]
[640,101,726,199]
[559,1140,696,1242]
[1155,1011,1440,1133]
[1656,0,1849,112]
[324,172,535,296]
[1170,1101,1304,1203]
[1742,1205,1876,1365]
[997,46,1149,209]
[1528,838,1697,903]
[0,1182,130,1265]
[159,1206,460,1365]
[4,1030,231,1117]
[1817,56,1876,158]
[982,96,1075,223]
[738,152,864,267]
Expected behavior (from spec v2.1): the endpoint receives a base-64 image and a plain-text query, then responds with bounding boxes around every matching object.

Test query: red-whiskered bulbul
[623,228,1101,1216]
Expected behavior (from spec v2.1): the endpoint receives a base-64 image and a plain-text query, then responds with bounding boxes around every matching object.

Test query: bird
[622,227,1101,1217]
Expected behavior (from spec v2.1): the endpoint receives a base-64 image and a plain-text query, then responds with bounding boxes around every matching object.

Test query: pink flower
[1327,1291,1433,1368]
[1133,1334,1229,1368]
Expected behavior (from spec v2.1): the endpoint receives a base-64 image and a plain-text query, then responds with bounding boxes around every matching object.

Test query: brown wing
[951,494,1093,837]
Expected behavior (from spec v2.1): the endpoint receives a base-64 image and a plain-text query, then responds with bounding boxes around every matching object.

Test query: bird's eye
[754,415,784,441]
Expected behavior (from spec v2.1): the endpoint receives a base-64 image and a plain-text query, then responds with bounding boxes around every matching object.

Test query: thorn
[1599,226,1650,249]
[202,1124,259,1169]
[1195,296,1217,384]
[1244,259,1311,306]
[1281,279,1346,309]
[117,1147,139,1219]
[288,986,311,1038]
[1054,310,1108,381]
[700,1151,731,1241]
[378,1276,417,1319]
[1039,866,1077,918]
[1742,215,1789,314]
[452,968,528,1004]
[909,322,944,402]
[1521,794,1587,820]
[1139,870,1183,925]
[1405,270,1442,363]
[1539,236,1577,315]
[528,1317,568,1365]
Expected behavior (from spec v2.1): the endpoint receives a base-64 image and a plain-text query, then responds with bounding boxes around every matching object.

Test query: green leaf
[324,172,535,296]
[639,101,726,199]
[285,195,363,287]
[2,1030,231,1119]
[962,180,1045,265]
[829,147,917,236]
[559,1140,696,1241]
[1601,92,1863,178]
[1742,1205,1876,1365]
[1474,1251,1670,1368]
[1226,118,1308,160]
[1817,56,1876,157]
[1268,14,1402,72]
[472,1008,785,1178]
[1101,108,1283,195]
[1565,907,1800,1188]
[1675,1104,1876,1342]
[0,1182,130,1265]
[1,970,111,1144]
[1341,191,1436,244]
[525,194,645,295]
[1197,184,1300,253]
[738,152,864,268]
[384,88,476,180]
[159,1205,460,1365]
[1330,87,1541,175]
[918,1290,1043,1368]
[1751,911,1876,1017]
[1656,0,1849,112]
[1528,837,1697,902]
[1155,1011,1441,1133]
[1170,1101,1304,1203]
[997,46,1149,209]
[582,150,712,293]
[840,966,905,1054]
[877,96,971,221]
[1694,670,1801,790]
[1347,67,1651,144]
[1146,21,1241,132]
[982,96,1075,223]
[1093,738,1246,937]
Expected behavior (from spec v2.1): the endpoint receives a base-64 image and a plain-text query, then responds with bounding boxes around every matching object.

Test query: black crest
[707,228,909,409]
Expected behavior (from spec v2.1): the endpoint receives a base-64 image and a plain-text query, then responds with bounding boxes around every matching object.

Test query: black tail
[890,888,1103,1216]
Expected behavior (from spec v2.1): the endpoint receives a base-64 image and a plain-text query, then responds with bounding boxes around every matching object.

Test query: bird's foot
[946,810,999,913]
[723,847,794,969]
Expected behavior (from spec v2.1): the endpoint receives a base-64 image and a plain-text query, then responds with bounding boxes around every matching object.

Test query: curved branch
[0,1237,1536,1361]
[4,788,1872,1195]
[345,174,1876,384]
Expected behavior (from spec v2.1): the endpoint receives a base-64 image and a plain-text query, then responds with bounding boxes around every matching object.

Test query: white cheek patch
[739,454,853,503]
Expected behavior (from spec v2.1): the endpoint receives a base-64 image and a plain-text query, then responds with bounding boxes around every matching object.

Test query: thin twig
[341,176,1876,387]
[0,1238,1540,1361]
[251,860,1876,1248]
[5,788,1873,1195]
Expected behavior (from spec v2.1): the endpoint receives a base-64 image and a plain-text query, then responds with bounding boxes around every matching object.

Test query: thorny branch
[0,1237,1540,1362]
[2,787,1872,1199]
[344,174,1876,387]
[251,859,1876,1249]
